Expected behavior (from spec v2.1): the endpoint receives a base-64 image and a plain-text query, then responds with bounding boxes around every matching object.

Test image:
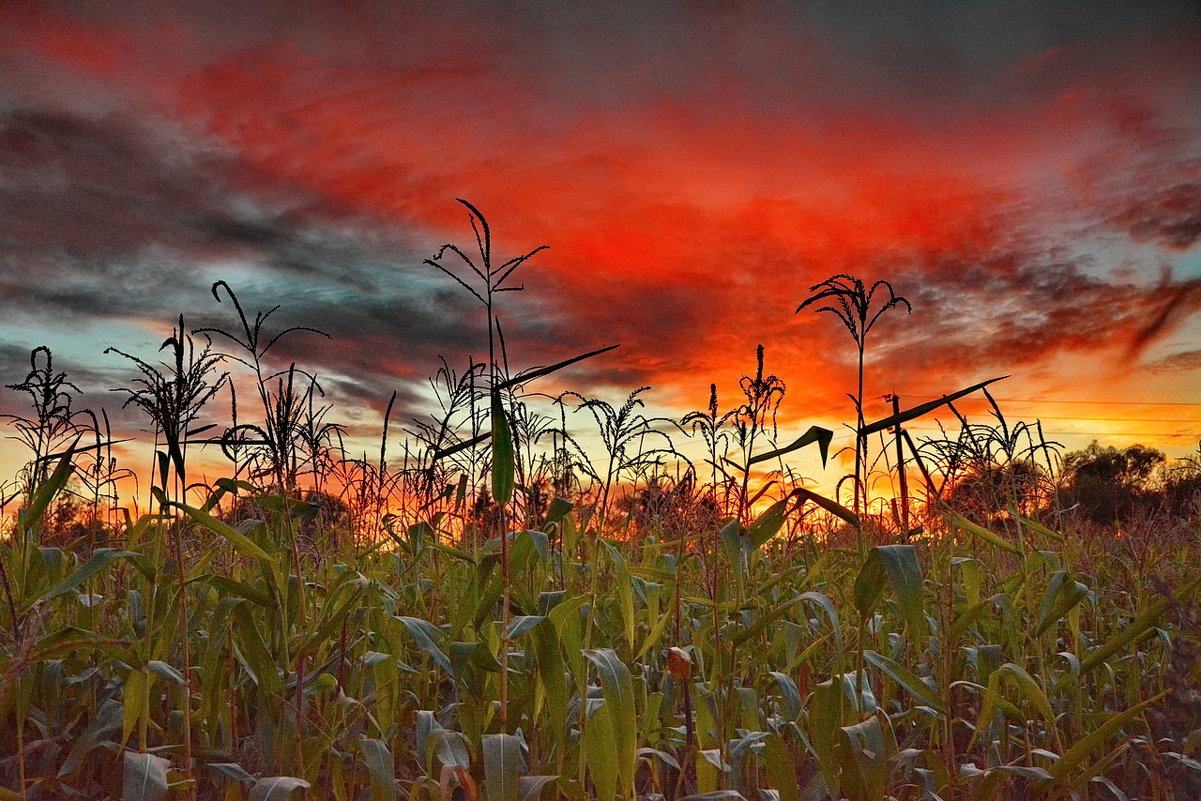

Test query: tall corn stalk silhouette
[424,199,546,730]
[797,275,910,522]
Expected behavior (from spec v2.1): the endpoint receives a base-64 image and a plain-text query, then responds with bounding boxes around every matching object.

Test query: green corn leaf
[798,591,843,655]
[947,596,997,642]
[1077,575,1201,675]
[505,615,546,639]
[971,662,1055,750]
[518,776,558,801]
[546,595,589,634]
[1035,571,1089,637]
[585,698,619,801]
[490,390,515,506]
[877,544,926,636]
[147,660,185,686]
[202,575,276,609]
[732,594,806,648]
[854,545,925,636]
[58,699,123,778]
[429,729,472,771]
[27,549,137,611]
[768,671,802,722]
[949,512,1022,555]
[297,582,366,658]
[31,626,133,663]
[634,601,674,661]
[1010,511,1065,542]
[122,669,148,748]
[806,680,844,800]
[757,732,801,801]
[396,616,454,676]
[532,623,569,763]
[169,497,275,563]
[22,444,77,535]
[233,602,281,696]
[483,733,523,801]
[601,539,636,650]
[1043,691,1168,786]
[836,711,897,801]
[360,738,398,801]
[249,776,311,801]
[747,498,789,550]
[207,763,255,784]
[864,650,947,714]
[123,751,170,801]
[584,649,637,799]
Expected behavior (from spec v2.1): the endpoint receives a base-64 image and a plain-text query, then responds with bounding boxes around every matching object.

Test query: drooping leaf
[583,649,637,799]
[747,425,833,467]
[490,390,515,506]
[396,615,454,676]
[249,776,312,801]
[949,512,1022,556]
[794,487,859,528]
[864,650,947,714]
[361,738,398,801]
[28,549,137,610]
[123,751,170,801]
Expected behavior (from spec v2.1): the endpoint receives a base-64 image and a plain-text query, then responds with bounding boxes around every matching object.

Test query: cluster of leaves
[1,463,1199,800]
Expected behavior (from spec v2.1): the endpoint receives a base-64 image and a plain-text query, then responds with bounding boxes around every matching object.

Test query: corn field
[1,206,1199,801]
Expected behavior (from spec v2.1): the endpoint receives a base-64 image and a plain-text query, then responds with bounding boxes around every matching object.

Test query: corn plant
[797,274,911,521]
[2,346,89,505]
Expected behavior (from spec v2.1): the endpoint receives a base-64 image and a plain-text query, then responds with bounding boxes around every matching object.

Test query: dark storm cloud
[889,253,1201,372]
[0,102,550,387]
[1109,181,1201,250]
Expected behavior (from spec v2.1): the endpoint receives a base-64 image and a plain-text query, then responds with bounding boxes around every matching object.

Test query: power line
[991,398,1201,407]
[1004,415,1201,424]
[809,409,1201,425]
[900,426,1198,439]
[896,394,1201,408]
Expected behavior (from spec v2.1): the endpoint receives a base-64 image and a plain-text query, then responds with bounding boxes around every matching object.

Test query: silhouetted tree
[1058,442,1165,523]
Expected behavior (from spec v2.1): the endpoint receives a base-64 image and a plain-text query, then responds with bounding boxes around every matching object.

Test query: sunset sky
[1,1,1200,497]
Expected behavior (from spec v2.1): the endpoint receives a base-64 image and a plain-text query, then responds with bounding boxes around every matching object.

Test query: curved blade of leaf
[396,616,453,676]
[249,776,311,801]
[949,512,1022,556]
[1043,691,1168,786]
[28,549,137,610]
[170,498,275,563]
[491,390,515,506]
[864,650,947,714]
[23,444,77,534]
[360,738,398,801]
[859,376,1008,437]
[748,426,833,467]
[123,751,170,801]
[583,649,637,798]
[795,487,859,528]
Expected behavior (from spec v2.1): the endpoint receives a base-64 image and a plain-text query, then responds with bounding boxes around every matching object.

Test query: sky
[1,1,1200,500]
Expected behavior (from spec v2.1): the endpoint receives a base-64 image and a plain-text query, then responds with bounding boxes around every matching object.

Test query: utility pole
[887,393,911,538]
